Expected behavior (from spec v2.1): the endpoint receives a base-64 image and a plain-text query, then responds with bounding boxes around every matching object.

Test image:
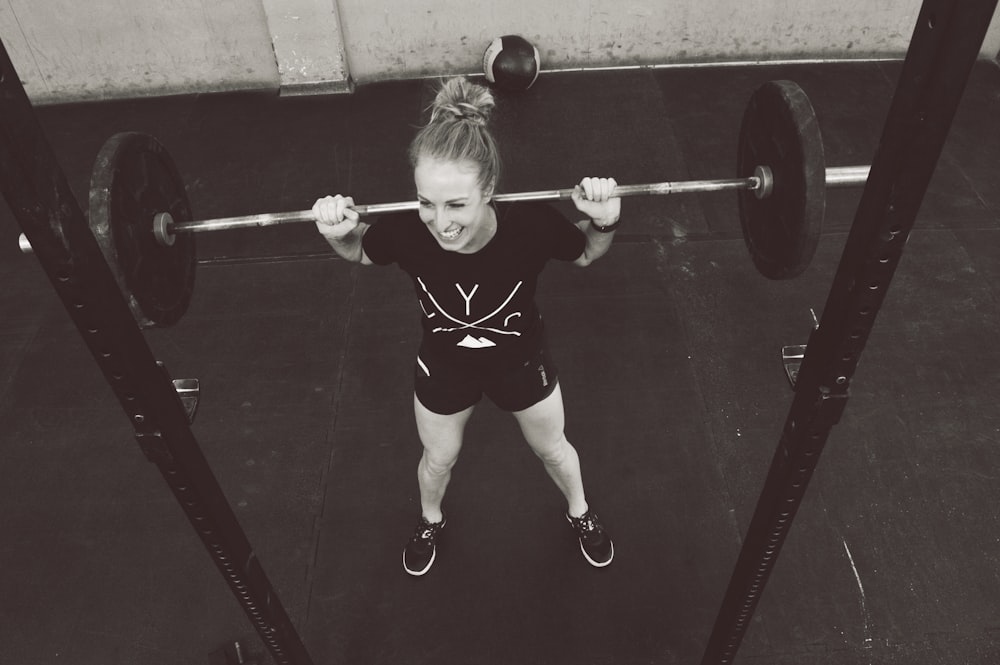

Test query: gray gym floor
[1,58,998,664]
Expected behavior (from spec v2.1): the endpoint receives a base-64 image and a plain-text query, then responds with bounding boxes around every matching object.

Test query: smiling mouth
[439,227,463,241]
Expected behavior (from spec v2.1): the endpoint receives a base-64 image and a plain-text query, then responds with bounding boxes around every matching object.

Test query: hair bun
[430,77,495,126]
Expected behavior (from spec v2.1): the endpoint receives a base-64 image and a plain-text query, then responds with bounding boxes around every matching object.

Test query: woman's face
[414,157,495,253]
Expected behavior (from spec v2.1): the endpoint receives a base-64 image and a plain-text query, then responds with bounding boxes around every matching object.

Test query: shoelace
[413,521,443,542]
[570,513,601,535]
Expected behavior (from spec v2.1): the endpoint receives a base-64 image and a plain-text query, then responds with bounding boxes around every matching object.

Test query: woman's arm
[570,177,621,267]
[573,217,619,267]
[313,195,373,265]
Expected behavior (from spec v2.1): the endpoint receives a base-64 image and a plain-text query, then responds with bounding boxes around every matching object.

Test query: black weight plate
[89,132,195,327]
[737,80,825,280]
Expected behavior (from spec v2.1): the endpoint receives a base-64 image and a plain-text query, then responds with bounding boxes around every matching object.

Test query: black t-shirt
[362,201,586,369]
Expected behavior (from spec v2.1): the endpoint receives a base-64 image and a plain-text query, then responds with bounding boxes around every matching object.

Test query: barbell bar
[17,164,869,250]
[16,79,868,328]
[18,165,871,254]
[149,165,869,245]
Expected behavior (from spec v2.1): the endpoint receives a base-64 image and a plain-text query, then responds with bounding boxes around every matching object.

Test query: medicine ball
[483,35,541,91]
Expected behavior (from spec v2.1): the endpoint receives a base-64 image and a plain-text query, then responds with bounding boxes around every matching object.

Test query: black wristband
[590,217,621,233]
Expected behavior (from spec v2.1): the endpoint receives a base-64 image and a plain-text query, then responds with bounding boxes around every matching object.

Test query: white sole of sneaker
[580,540,614,568]
[403,546,436,576]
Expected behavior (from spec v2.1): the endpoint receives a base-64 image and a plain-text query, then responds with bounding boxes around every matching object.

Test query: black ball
[483,35,540,91]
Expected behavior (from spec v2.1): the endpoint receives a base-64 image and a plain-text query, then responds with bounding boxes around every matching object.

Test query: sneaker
[403,515,446,576]
[566,509,614,567]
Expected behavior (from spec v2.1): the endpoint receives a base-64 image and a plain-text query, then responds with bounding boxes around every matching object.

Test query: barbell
[19,80,871,328]
[152,165,869,241]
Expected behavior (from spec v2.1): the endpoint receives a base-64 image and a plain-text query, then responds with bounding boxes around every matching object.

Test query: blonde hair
[408,77,502,196]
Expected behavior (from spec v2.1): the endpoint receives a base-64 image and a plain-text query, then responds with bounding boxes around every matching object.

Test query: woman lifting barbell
[312,76,621,576]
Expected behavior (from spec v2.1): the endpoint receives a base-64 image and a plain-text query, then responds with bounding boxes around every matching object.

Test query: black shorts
[414,340,559,415]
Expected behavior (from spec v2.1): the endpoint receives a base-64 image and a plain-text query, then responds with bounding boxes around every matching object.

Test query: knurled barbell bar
[151,164,868,244]
[18,79,871,328]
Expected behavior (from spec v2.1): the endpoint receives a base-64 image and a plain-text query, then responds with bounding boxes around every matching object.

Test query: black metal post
[0,42,314,665]
[701,1,1000,663]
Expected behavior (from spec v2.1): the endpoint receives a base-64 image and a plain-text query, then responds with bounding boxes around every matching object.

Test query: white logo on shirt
[416,277,524,349]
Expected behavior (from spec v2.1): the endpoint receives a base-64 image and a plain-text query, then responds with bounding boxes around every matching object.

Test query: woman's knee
[420,446,460,477]
[529,434,575,467]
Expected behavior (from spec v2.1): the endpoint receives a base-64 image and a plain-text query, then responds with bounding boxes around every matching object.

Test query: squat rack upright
[701,0,998,662]
[0,37,313,665]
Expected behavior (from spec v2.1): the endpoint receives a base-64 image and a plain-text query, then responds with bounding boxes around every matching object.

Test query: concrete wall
[337,0,1000,82]
[261,0,351,95]
[356,2,999,73]
[0,0,279,102]
[1,0,998,103]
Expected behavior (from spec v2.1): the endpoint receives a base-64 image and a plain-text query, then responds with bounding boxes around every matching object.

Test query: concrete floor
[1,58,999,664]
